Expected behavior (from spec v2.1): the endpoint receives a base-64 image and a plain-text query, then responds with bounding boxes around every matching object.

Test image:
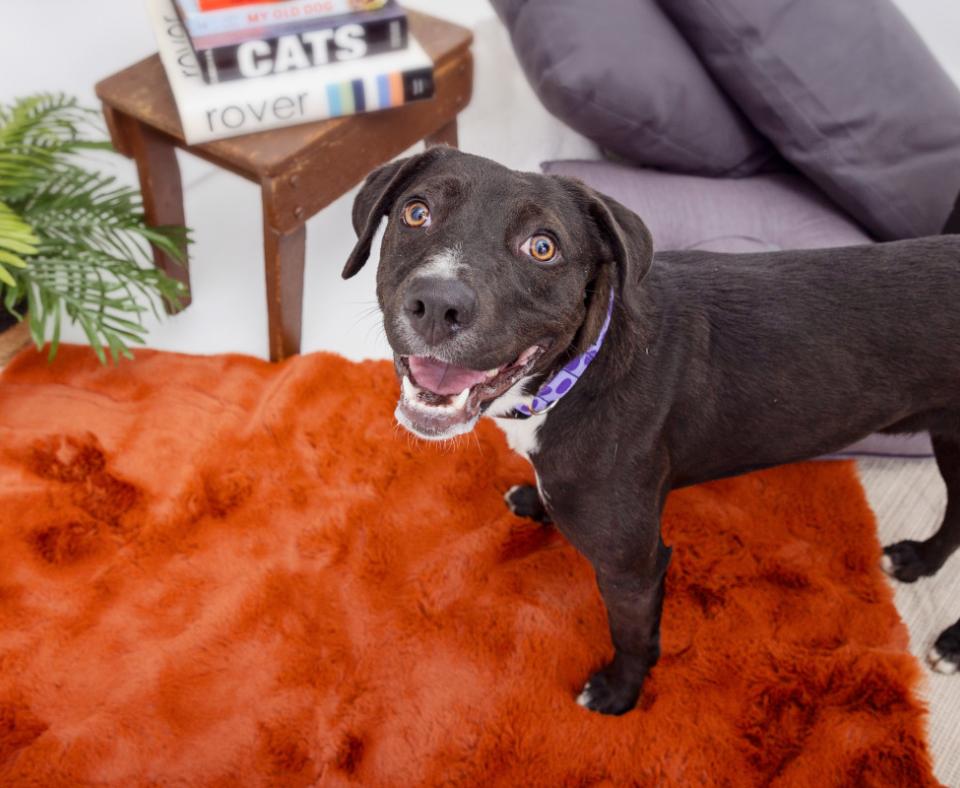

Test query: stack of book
[148,0,435,144]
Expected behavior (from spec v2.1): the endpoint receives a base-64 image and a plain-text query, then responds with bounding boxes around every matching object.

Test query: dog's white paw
[576,681,593,707]
[928,645,960,675]
[880,553,896,577]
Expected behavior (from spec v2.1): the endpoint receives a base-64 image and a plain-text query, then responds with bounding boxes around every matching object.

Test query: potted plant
[0,94,187,362]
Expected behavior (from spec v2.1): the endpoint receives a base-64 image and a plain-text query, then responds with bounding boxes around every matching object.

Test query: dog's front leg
[545,475,672,716]
[504,483,551,523]
[576,535,672,715]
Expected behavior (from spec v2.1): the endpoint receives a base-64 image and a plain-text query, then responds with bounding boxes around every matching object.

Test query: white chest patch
[484,376,546,462]
[491,414,543,461]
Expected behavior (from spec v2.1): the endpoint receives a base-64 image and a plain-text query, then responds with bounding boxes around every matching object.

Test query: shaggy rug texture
[0,347,940,786]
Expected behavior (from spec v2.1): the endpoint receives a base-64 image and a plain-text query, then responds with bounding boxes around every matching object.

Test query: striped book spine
[324,68,432,117]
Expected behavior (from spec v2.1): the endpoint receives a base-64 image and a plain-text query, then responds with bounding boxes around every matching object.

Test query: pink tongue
[408,356,489,395]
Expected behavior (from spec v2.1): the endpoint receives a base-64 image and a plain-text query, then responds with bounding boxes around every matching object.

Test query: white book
[148,0,435,144]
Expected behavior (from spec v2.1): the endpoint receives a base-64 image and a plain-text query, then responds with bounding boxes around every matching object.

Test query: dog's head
[343,147,653,441]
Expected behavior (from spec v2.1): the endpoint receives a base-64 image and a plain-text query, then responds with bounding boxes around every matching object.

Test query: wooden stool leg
[124,117,192,311]
[263,214,306,362]
[425,119,459,148]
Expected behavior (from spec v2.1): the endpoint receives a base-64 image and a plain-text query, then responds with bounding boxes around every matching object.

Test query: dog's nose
[403,276,477,346]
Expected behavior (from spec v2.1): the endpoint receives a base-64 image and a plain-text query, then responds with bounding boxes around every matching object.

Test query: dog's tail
[943,190,960,234]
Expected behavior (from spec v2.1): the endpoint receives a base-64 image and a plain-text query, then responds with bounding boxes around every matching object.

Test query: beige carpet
[859,457,960,786]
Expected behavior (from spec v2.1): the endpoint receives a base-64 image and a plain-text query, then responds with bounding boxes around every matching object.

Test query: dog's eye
[522,234,558,263]
[402,201,431,228]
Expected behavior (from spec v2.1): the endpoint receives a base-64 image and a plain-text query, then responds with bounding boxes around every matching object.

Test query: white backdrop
[1,0,957,360]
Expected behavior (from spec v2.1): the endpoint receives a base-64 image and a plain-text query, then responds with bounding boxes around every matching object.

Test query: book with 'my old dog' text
[175,0,388,46]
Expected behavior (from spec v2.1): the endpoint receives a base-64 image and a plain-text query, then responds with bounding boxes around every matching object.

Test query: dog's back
[646,236,960,484]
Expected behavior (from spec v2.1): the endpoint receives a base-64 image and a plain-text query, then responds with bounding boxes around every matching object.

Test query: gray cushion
[542,159,871,252]
[490,0,776,177]
[659,0,960,240]
[542,158,933,458]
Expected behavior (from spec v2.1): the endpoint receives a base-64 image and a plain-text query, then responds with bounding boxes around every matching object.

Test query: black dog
[343,146,960,715]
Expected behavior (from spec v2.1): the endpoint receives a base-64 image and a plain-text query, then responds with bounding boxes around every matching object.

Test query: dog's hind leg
[929,617,960,674]
[884,433,960,582]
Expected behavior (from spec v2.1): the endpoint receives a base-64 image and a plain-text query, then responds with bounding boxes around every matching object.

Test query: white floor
[861,458,960,784]
[3,1,959,782]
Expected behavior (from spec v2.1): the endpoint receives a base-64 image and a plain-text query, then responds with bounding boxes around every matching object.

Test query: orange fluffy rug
[0,347,939,786]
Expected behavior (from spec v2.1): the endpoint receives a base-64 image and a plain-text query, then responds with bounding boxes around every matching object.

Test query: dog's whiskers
[470,430,484,456]
[349,305,384,332]
[363,321,388,346]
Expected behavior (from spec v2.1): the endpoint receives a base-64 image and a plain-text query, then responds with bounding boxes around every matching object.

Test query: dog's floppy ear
[557,177,654,325]
[586,190,654,322]
[342,146,452,279]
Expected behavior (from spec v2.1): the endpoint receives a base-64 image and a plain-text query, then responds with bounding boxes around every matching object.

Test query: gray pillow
[659,0,960,240]
[490,0,776,177]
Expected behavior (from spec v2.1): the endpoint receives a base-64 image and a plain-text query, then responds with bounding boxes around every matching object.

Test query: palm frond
[0,94,190,363]
[0,93,98,150]
[0,95,110,203]
[22,249,185,362]
[22,167,188,268]
[0,200,38,286]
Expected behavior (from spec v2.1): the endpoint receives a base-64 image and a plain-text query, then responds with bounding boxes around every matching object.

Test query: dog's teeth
[485,368,500,380]
[452,387,470,409]
[517,345,540,365]
[402,375,418,401]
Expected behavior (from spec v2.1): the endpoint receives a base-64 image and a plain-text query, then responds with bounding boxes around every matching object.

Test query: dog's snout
[403,276,477,346]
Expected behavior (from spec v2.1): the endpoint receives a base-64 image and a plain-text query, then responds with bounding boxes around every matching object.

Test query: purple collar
[510,290,615,419]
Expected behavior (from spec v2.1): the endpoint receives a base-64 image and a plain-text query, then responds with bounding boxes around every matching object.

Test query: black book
[183,3,409,84]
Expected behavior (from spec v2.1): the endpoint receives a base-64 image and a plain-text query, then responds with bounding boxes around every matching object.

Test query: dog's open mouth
[395,345,544,440]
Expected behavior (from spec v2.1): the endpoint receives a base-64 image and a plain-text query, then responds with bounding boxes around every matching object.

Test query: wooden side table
[95,12,472,361]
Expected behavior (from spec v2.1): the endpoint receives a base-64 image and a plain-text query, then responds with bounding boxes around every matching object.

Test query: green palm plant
[0,93,188,362]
